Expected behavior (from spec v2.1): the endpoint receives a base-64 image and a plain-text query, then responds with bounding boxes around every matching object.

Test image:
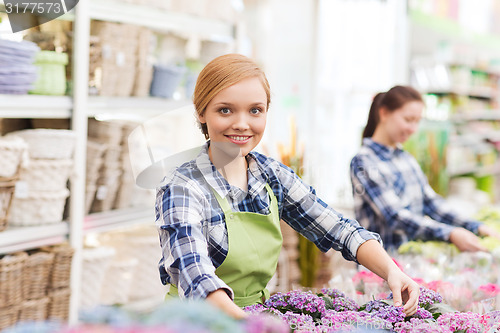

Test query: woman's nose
[232,113,250,130]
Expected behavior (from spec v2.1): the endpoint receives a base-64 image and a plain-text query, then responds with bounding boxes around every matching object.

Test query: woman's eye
[250,108,262,115]
[219,108,231,114]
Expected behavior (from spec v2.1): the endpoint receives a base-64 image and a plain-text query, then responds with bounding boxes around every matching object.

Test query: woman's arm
[206,289,247,320]
[356,240,419,316]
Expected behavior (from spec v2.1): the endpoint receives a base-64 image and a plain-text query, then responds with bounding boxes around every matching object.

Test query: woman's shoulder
[158,159,206,192]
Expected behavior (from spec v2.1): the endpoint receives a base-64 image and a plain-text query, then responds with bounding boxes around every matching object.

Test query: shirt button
[228,214,234,219]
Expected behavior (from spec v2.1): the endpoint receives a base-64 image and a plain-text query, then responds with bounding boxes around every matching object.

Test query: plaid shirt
[350,138,481,250]
[156,142,380,300]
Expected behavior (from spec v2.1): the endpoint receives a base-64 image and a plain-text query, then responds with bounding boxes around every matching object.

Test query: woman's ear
[378,106,389,122]
[198,112,206,124]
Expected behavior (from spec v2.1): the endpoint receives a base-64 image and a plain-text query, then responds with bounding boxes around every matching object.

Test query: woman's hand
[478,224,500,240]
[356,240,420,316]
[386,268,420,316]
[449,227,487,252]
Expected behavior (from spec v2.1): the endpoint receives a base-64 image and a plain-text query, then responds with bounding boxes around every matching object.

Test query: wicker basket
[6,129,76,160]
[0,177,17,232]
[8,189,70,226]
[99,258,138,305]
[80,246,115,310]
[47,287,70,321]
[0,305,19,331]
[98,226,165,301]
[40,244,74,290]
[0,252,27,308]
[88,119,124,146]
[18,296,50,322]
[23,251,55,300]
[0,135,27,179]
[19,158,73,192]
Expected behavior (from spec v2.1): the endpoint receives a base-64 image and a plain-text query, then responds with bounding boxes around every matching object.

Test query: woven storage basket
[0,177,17,232]
[47,287,70,321]
[0,136,27,179]
[8,189,69,226]
[40,244,74,290]
[0,305,19,331]
[23,251,55,300]
[0,252,27,308]
[80,246,115,310]
[19,159,72,192]
[6,129,76,160]
[91,169,122,213]
[29,51,68,95]
[99,258,138,305]
[18,296,50,322]
[88,119,124,146]
[98,226,165,301]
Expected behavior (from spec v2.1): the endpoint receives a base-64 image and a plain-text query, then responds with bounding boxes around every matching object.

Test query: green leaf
[427,302,458,319]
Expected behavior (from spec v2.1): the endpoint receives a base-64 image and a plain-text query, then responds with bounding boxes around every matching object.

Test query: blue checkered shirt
[350,138,481,250]
[156,142,381,300]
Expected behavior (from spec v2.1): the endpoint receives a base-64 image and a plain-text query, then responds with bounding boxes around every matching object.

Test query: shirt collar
[362,138,404,160]
[195,142,269,199]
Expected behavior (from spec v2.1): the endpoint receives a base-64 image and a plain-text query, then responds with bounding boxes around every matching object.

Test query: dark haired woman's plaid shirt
[156,142,380,300]
[350,138,481,250]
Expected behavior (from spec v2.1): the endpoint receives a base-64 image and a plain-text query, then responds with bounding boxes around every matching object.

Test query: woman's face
[380,101,423,145]
[199,76,268,158]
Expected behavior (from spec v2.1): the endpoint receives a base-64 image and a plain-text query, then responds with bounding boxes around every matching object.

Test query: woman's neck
[209,145,248,191]
[371,128,396,148]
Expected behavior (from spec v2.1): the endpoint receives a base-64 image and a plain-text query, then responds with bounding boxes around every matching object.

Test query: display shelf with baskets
[0,0,240,327]
[0,223,69,255]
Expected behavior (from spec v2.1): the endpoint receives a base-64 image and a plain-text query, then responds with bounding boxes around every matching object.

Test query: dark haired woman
[350,85,500,252]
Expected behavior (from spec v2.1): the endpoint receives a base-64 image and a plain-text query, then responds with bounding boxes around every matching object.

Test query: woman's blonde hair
[193,53,271,139]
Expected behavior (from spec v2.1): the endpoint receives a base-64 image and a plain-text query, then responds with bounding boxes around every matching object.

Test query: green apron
[166,183,282,307]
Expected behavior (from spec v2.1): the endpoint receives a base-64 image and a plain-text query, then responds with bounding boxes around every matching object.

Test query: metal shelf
[84,206,154,235]
[89,0,234,42]
[0,95,72,118]
[0,222,69,255]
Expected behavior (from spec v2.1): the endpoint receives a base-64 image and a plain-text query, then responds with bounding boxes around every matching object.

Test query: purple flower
[243,313,290,333]
[319,288,359,312]
[281,311,316,332]
[436,312,486,333]
[265,290,327,319]
[362,300,405,324]
[243,303,268,315]
[417,287,443,308]
[411,307,433,320]
[393,318,453,333]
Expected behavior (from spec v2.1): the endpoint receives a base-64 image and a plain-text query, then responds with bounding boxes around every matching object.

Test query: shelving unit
[0,0,238,325]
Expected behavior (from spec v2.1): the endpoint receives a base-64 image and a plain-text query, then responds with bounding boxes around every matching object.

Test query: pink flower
[352,271,384,285]
[478,283,500,297]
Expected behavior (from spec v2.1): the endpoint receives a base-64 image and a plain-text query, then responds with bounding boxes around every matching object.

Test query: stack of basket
[0,136,27,232]
[88,119,124,213]
[41,243,74,321]
[96,225,166,307]
[6,129,75,226]
[80,246,116,310]
[90,21,142,97]
[0,244,72,330]
[0,252,27,330]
